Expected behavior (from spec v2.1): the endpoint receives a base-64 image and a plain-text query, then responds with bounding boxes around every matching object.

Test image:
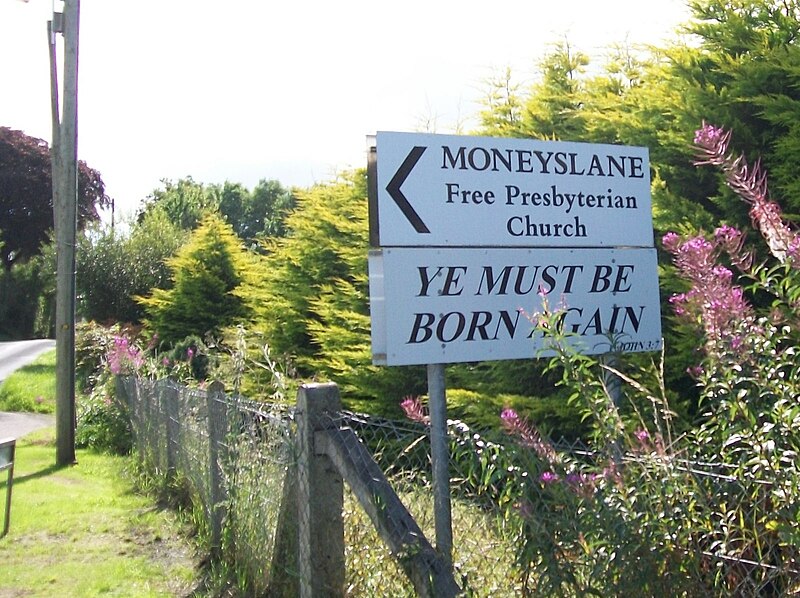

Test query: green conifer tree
[240,172,424,410]
[138,214,252,346]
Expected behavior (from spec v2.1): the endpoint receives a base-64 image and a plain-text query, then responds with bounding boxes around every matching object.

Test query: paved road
[0,411,55,441]
[0,339,56,382]
[0,339,57,440]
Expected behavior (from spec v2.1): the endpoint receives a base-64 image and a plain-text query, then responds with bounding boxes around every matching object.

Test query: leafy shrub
[0,251,53,340]
[240,172,426,408]
[77,212,186,324]
[75,321,148,391]
[165,335,211,382]
[76,388,132,455]
[74,323,146,454]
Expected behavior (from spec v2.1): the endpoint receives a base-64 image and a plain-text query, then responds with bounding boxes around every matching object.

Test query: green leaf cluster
[239,172,424,410]
[138,214,252,346]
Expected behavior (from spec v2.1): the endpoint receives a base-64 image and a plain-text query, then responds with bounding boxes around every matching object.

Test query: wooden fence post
[207,381,228,558]
[296,383,345,598]
[316,427,462,597]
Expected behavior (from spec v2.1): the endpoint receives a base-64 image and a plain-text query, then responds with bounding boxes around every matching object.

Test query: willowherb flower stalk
[501,408,558,464]
[694,122,800,264]
[714,225,753,271]
[663,231,755,353]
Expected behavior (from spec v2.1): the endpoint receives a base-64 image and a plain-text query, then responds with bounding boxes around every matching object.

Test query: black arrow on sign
[386,145,430,234]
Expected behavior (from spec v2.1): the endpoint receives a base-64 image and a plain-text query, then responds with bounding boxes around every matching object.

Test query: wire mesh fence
[117,375,800,597]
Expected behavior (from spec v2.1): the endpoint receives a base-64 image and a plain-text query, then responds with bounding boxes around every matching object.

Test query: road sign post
[367,131,663,574]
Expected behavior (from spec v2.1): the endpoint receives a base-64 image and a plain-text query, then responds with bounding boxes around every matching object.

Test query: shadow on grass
[3,463,67,486]
[10,364,54,377]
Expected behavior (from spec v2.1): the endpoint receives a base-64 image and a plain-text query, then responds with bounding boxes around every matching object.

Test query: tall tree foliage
[138,214,251,346]
[138,177,295,244]
[479,67,524,137]
[521,40,590,141]
[245,179,296,239]
[0,127,109,269]
[77,211,187,324]
[476,0,800,414]
[211,179,296,242]
[479,0,800,236]
[683,0,800,216]
[137,177,217,231]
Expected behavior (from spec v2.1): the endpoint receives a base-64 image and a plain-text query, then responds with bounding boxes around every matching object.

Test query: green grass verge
[0,350,57,413]
[0,429,199,597]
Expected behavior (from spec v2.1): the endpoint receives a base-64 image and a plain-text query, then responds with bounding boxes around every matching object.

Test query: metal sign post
[0,438,16,538]
[427,363,452,564]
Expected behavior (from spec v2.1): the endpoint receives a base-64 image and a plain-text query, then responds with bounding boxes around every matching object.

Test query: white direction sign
[373,131,653,248]
[369,247,662,366]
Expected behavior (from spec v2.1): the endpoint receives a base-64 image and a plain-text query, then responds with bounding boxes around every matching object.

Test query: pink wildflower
[400,395,429,425]
[693,122,725,150]
[687,365,704,378]
[107,335,144,375]
[500,407,520,425]
[661,232,682,253]
[539,471,558,484]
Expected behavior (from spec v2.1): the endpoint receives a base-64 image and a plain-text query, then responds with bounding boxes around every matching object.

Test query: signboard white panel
[370,247,662,366]
[374,131,653,248]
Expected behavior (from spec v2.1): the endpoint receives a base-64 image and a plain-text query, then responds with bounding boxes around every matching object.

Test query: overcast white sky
[1,0,691,219]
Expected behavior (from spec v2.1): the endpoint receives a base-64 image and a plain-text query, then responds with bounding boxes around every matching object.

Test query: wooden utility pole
[49,0,80,466]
